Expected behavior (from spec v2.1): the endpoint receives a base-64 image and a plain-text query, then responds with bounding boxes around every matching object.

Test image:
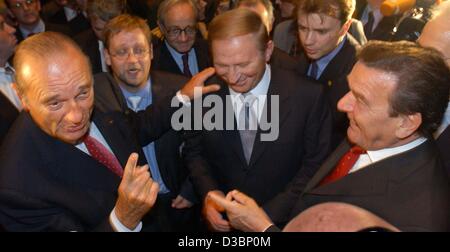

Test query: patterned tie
[238,92,258,164]
[319,146,366,186]
[364,11,375,39]
[309,61,319,80]
[182,53,192,77]
[84,135,123,177]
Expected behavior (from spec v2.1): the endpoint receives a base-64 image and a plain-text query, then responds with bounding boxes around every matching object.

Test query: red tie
[84,135,123,177]
[320,146,366,186]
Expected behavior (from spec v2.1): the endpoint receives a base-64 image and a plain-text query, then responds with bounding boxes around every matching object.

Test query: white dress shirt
[229,64,271,128]
[349,137,427,174]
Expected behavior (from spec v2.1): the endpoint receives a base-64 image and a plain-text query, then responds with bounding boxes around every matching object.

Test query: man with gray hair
[153,0,211,77]
[0,31,218,231]
[417,0,450,177]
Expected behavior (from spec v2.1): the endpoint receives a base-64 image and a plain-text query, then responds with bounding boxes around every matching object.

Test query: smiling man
[184,8,332,231]
[95,14,202,231]
[0,31,218,232]
[210,41,450,232]
[152,0,211,77]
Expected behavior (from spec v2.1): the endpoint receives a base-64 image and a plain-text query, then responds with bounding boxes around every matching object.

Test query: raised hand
[180,67,220,100]
[114,153,159,230]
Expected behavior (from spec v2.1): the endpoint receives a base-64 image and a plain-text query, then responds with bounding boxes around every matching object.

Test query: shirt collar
[165,40,194,58]
[118,77,152,99]
[315,35,346,70]
[366,137,427,164]
[19,19,45,38]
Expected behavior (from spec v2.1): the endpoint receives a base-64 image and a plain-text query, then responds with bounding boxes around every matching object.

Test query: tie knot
[240,92,257,105]
[128,95,142,111]
[350,146,366,155]
[182,53,189,62]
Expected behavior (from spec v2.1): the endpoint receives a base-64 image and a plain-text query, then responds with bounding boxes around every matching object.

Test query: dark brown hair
[358,40,450,136]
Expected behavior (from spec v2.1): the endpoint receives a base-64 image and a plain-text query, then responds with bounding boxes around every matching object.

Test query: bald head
[417,1,450,67]
[13,31,91,95]
[283,202,400,232]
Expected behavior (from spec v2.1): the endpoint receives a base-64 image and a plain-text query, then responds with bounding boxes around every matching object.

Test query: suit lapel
[162,42,184,75]
[302,140,351,194]
[92,111,134,168]
[216,82,248,165]
[28,114,121,191]
[249,67,291,167]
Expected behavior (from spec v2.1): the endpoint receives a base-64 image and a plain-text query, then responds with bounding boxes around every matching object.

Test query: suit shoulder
[271,66,324,94]
[151,70,189,91]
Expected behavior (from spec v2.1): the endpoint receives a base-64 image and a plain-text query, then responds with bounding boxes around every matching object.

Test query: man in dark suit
[210,41,450,232]
[96,14,200,231]
[42,0,90,35]
[0,31,218,231]
[184,9,332,231]
[152,0,212,77]
[236,0,300,73]
[0,14,19,143]
[296,0,360,149]
[417,0,450,177]
[74,0,126,74]
[5,0,71,42]
[354,0,399,41]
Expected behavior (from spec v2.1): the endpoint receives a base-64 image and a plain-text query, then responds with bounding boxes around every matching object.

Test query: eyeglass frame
[109,47,151,60]
[11,0,37,10]
[161,23,197,38]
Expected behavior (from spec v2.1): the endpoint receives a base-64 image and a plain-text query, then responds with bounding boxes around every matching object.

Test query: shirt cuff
[109,207,142,232]
[176,90,191,107]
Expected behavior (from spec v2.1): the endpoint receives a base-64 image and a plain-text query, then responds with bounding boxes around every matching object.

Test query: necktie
[182,53,192,78]
[84,135,123,177]
[319,146,366,186]
[238,92,258,164]
[364,11,375,39]
[128,95,142,111]
[309,61,319,80]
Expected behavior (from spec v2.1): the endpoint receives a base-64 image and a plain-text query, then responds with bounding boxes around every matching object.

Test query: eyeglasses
[12,0,36,10]
[110,47,150,60]
[163,25,197,38]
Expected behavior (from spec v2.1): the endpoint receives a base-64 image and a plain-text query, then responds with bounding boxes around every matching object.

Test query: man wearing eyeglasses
[152,0,211,78]
[94,14,203,232]
[5,0,71,42]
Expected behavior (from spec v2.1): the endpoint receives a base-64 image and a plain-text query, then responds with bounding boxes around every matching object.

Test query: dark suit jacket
[93,71,196,201]
[437,126,450,178]
[43,7,90,35]
[184,66,332,225]
[287,139,450,231]
[298,34,359,149]
[0,94,177,231]
[152,38,212,76]
[74,29,103,74]
[14,21,72,43]
[0,92,19,144]
[270,47,300,73]
[354,2,399,41]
